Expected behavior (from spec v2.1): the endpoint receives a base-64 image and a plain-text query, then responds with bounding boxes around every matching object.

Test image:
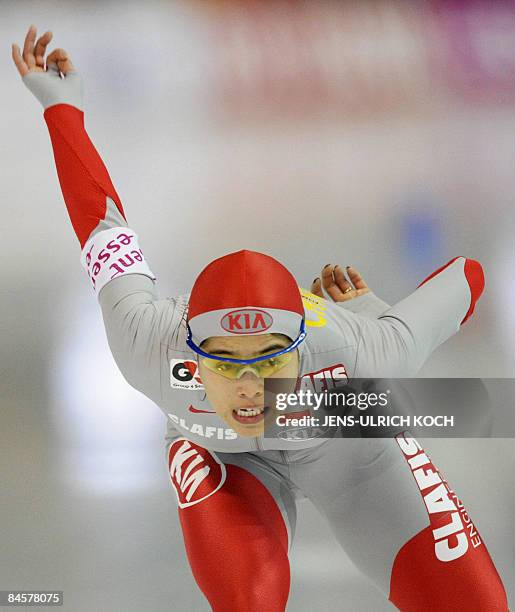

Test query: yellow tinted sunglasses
[201,351,293,380]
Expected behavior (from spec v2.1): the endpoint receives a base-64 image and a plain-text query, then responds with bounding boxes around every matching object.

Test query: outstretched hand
[12,25,75,77]
[311,264,370,302]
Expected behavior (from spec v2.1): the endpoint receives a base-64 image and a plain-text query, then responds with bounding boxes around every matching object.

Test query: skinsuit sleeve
[352,256,485,377]
[23,66,181,401]
[335,291,390,318]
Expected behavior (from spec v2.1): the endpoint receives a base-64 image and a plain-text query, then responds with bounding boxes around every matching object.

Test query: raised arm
[13,27,153,279]
[13,26,180,399]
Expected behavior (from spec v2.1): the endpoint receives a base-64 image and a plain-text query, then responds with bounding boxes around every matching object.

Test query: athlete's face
[198,334,300,438]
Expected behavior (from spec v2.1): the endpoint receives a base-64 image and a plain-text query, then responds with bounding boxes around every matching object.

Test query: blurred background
[1,0,514,610]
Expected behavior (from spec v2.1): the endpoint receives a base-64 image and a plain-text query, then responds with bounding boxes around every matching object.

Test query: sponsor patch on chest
[170,359,204,390]
[297,363,348,393]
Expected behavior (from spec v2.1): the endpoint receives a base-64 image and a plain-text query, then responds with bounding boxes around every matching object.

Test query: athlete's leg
[288,436,508,611]
[167,439,297,612]
[387,433,508,610]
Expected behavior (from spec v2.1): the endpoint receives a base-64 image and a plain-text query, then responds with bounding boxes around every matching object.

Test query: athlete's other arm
[352,256,484,377]
[13,26,177,400]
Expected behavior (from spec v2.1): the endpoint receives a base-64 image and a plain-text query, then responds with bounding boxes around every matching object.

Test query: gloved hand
[12,25,83,111]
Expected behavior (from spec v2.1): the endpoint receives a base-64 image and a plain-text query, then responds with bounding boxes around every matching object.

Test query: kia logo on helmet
[221,309,273,334]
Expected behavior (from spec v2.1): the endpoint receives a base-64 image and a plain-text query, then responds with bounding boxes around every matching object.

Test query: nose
[236,370,264,399]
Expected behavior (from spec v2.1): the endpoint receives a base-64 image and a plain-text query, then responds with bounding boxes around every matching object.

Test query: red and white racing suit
[22,67,509,611]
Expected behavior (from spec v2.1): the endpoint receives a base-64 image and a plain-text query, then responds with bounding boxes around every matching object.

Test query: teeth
[235,407,265,417]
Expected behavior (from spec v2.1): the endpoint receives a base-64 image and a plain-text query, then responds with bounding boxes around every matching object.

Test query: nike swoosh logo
[188,405,216,414]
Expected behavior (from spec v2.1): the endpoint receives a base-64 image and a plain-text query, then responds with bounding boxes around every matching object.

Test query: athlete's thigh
[166,438,297,612]
[290,435,508,611]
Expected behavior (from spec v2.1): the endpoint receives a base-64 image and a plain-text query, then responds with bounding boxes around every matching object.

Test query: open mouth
[232,405,268,425]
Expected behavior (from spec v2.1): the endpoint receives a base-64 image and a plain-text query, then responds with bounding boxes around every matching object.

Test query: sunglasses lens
[202,352,293,379]
[205,361,241,378]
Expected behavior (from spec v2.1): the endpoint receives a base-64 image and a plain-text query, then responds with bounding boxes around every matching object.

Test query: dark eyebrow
[208,343,288,357]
